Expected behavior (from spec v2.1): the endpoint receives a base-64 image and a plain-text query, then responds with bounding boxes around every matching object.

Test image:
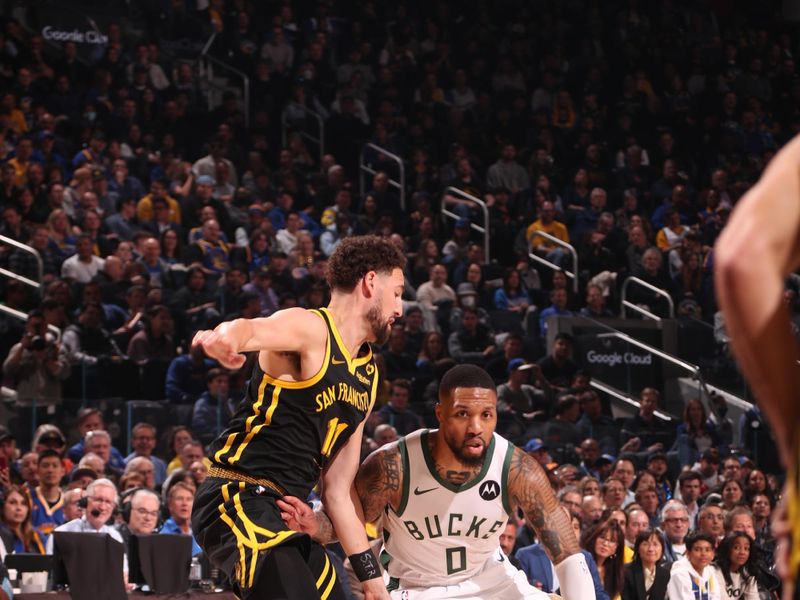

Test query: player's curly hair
[326,235,406,292]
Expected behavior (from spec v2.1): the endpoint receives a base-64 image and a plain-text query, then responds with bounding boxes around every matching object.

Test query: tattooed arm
[506,446,579,564]
[355,442,403,523]
[278,442,403,544]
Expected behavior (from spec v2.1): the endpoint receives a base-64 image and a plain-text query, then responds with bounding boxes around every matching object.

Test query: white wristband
[553,553,594,600]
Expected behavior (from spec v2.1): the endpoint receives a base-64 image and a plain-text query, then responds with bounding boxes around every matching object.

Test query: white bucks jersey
[383,429,514,589]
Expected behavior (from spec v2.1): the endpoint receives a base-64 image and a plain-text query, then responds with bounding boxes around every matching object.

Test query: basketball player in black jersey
[191,236,406,600]
[715,133,800,600]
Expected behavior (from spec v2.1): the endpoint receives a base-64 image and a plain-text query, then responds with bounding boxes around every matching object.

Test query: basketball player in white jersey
[278,364,595,599]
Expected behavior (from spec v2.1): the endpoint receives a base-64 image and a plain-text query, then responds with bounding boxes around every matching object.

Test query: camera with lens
[30,336,47,352]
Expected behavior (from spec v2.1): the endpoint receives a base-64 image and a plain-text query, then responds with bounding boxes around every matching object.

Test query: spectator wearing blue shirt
[165,346,217,404]
[539,288,574,339]
[107,158,145,203]
[573,187,608,242]
[71,131,106,169]
[493,268,532,313]
[125,423,167,486]
[160,481,201,556]
[65,408,127,471]
[191,368,237,445]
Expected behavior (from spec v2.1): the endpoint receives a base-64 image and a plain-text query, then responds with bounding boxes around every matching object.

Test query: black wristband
[348,549,380,582]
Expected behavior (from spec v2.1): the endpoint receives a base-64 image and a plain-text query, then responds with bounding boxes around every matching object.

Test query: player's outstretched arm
[277,443,401,545]
[715,133,800,463]
[191,308,326,369]
[322,422,391,600]
[507,447,595,599]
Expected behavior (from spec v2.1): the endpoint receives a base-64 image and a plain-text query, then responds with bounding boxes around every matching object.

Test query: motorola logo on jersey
[479,480,500,501]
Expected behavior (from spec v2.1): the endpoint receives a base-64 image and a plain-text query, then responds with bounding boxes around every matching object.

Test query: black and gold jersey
[208,307,379,499]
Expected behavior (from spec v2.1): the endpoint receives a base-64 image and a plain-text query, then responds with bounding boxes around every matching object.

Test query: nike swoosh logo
[413,486,437,495]
[331,357,346,365]
[499,553,505,562]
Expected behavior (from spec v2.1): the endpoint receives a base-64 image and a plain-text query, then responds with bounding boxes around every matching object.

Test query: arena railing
[281,102,325,170]
[0,235,42,290]
[596,331,702,382]
[555,312,758,445]
[621,276,675,320]
[440,187,490,263]
[589,378,674,422]
[527,232,579,293]
[0,303,61,341]
[359,143,406,211]
[199,33,250,128]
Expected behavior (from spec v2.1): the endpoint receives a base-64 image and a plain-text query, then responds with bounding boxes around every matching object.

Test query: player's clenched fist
[192,329,246,369]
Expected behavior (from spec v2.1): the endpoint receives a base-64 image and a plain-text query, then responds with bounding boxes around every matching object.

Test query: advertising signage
[573,326,663,395]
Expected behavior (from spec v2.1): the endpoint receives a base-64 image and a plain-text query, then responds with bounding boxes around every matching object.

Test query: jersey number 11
[322,418,349,457]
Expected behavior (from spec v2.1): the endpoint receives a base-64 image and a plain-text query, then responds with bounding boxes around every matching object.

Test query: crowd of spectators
[0,0,796,596]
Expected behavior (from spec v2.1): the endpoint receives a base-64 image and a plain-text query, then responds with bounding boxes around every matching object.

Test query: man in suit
[516,509,610,599]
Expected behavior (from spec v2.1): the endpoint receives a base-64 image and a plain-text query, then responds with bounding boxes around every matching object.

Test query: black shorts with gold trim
[192,476,342,599]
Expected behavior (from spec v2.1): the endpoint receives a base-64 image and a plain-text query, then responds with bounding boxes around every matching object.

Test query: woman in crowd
[579,476,601,498]
[412,238,439,288]
[673,251,707,309]
[743,469,770,503]
[712,532,760,600]
[563,168,590,218]
[164,426,194,474]
[632,471,657,495]
[749,494,772,545]
[462,262,495,310]
[46,209,76,261]
[416,331,450,375]
[159,228,184,265]
[64,167,92,215]
[289,231,317,271]
[245,230,271,274]
[671,398,720,467]
[583,520,625,600]
[0,486,46,554]
[494,267,532,315]
[720,479,745,512]
[356,193,381,235]
[621,528,670,600]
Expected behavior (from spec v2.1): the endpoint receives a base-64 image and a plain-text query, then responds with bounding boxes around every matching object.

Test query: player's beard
[444,432,488,467]
[366,302,392,345]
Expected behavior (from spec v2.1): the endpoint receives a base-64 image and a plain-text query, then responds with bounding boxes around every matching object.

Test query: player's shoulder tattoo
[507,446,572,563]
[507,446,547,513]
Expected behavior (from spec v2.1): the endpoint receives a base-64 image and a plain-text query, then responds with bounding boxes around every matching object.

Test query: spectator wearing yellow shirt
[136,178,181,224]
[1,92,28,135]
[7,137,35,186]
[526,200,571,267]
[655,207,689,252]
